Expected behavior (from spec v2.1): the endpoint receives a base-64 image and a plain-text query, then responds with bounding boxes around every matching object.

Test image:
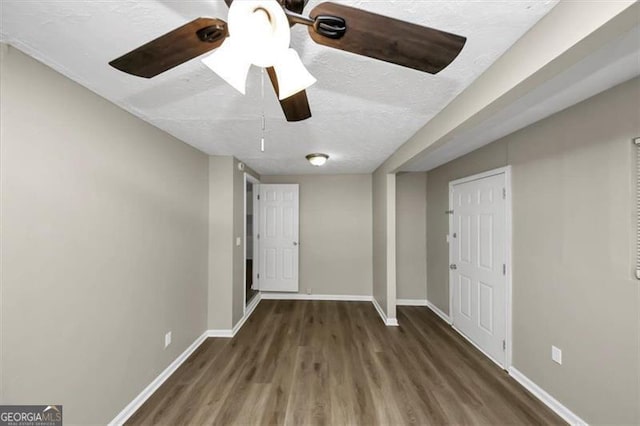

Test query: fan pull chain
[260,68,266,153]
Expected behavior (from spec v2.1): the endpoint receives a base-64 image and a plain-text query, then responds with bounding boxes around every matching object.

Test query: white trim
[233,292,261,335]
[448,165,513,370]
[211,291,263,338]
[509,367,588,426]
[259,292,400,326]
[396,299,428,306]
[372,297,399,327]
[260,292,372,301]
[207,329,233,338]
[243,173,261,315]
[110,294,264,424]
[427,300,452,324]
[449,166,511,187]
[504,166,513,369]
[109,332,208,425]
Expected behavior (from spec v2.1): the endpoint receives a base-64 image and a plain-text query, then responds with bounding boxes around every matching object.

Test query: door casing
[244,173,261,314]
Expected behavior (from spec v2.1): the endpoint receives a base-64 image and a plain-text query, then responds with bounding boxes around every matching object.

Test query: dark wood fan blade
[109,18,227,78]
[266,67,312,122]
[308,2,466,74]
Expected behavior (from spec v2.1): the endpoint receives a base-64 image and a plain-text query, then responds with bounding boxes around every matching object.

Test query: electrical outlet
[552,345,562,364]
[165,331,172,349]
[307,288,312,295]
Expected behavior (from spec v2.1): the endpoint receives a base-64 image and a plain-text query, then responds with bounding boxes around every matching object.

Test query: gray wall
[372,170,397,319]
[261,175,372,296]
[372,170,388,313]
[426,77,640,424]
[208,156,235,329]
[0,45,209,423]
[208,157,259,329]
[396,173,427,301]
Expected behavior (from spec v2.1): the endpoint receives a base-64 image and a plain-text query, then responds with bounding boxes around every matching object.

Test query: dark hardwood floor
[127,300,564,425]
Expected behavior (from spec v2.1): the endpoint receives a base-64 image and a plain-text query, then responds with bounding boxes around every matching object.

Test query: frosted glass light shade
[306,153,329,167]
[201,41,251,94]
[202,0,315,99]
[230,0,290,68]
[273,49,316,100]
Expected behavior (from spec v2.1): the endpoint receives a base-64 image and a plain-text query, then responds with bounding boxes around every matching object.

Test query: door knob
[293,242,298,246]
[449,264,457,270]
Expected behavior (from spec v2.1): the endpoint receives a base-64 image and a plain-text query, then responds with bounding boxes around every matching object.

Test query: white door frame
[244,173,260,314]
[448,165,513,370]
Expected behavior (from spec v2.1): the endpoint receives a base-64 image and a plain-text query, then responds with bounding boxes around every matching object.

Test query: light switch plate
[165,331,172,349]
[552,345,562,364]
[236,237,241,246]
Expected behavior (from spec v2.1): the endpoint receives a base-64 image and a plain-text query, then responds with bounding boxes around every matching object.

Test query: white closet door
[259,184,299,292]
[450,172,507,367]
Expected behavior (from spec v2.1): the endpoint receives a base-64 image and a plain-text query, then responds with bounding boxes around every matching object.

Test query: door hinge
[502,188,506,199]
[257,194,260,200]
[503,340,506,351]
[503,264,506,275]
[257,233,260,240]
[445,210,454,215]
[257,273,260,279]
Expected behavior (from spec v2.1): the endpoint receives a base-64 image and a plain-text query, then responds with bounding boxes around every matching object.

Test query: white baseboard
[386,317,399,326]
[260,292,372,302]
[372,297,399,327]
[232,292,261,335]
[259,292,398,326]
[397,298,428,306]
[109,331,208,425]
[427,300,452,324]
[509,367,588,426]
[110,295,264,424]
[207,329,233,338]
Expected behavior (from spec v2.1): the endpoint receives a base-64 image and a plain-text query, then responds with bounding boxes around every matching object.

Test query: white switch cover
[165,331,172,349]
[552,346,562,364]
[236,237,241,246]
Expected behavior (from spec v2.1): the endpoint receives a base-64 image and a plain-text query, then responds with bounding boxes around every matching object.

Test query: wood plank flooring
[127,301,564,425]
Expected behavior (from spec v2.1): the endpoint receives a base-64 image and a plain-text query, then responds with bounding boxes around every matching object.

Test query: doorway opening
[245,174,260,307]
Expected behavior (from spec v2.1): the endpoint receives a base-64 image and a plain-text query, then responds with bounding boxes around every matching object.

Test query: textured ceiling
[402,24,640,172]
[0,0,558,175]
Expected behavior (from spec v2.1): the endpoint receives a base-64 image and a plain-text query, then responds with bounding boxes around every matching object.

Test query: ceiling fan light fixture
[203,0,315,99]
[201,41,251,94]
[273,49,317,100]
[306,153,329,167]
[231,0,290,67]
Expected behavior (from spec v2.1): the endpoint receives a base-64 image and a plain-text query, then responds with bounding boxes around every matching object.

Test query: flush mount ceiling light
[201,0,316,100]
[306,153,329,167]
[110,0,467,122]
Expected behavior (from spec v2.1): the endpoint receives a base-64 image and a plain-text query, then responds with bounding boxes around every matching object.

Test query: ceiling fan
[109,0,466,122]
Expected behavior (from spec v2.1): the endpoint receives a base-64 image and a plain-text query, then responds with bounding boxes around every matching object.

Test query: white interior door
[450,171,508,367]
[259,184,299,292]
